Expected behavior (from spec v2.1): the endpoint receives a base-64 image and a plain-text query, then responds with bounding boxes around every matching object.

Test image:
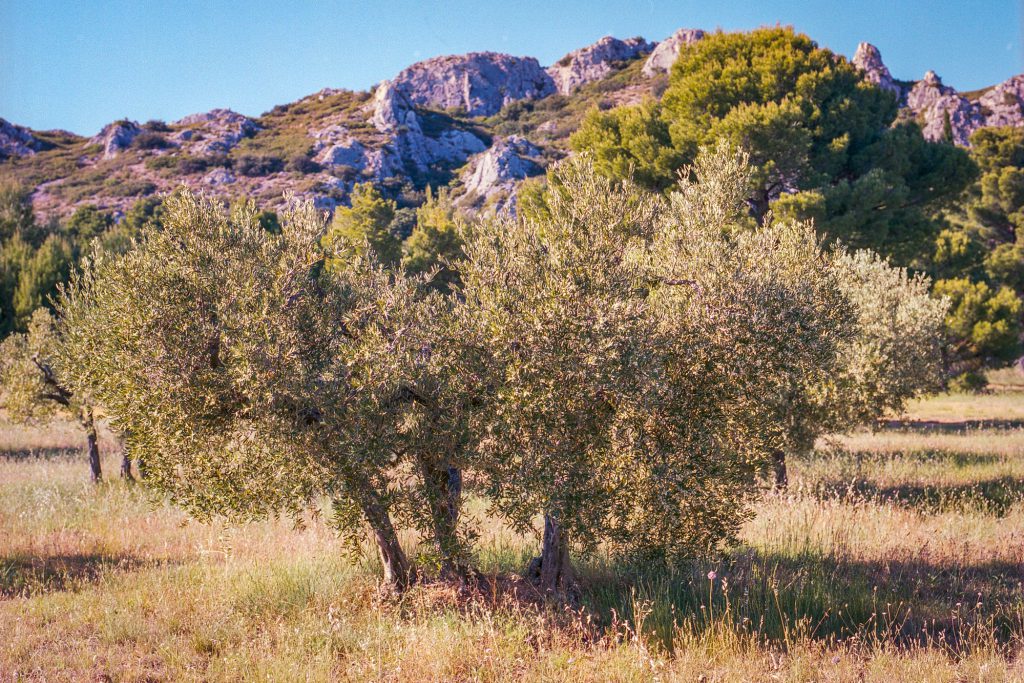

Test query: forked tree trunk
[772,449,788,490]
[358,492,412,590]
[82,410,102,484]
[537,513,576,595]
[418,455,463,574]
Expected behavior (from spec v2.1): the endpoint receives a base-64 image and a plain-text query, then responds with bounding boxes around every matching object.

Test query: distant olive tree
[0,308,103,482]
[762,246,949,489]
[55,191,478,589]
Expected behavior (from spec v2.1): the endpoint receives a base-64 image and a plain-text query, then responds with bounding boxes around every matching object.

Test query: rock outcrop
[905,71,984,145]
[462,135,544,212]
[89,120,142,159]
[852,42,900,96]
[365,80,486,178]
[387,52,555,117]
[0,118,43,158]
[311,123,367,168]
[548,36,653,94]
[642,28,705,77]
[979,75,1024,128]
[173,109,258,154]
[850,44,1024,146]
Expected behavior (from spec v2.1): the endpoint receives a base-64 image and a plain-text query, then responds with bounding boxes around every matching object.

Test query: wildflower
[707,571,717,581]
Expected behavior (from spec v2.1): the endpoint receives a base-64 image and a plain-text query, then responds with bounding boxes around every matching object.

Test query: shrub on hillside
[234,155,284,177]
[131,131,171,150]
[286,154,322,174]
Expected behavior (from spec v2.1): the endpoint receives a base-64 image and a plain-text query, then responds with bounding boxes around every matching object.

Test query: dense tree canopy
[55,192,481,587]
[571,27,974,263]
[927,127,1024,386]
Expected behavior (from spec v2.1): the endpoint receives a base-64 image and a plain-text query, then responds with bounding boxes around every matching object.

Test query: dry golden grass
[2,395,1024,681]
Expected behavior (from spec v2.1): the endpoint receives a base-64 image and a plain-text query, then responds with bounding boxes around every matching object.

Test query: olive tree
[459,147,850,592]
[0,308,104,482]
[758,244,948,489]
[55,191,478,589]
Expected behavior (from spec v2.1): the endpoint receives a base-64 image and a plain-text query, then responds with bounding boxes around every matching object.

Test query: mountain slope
[2,30,1022,220]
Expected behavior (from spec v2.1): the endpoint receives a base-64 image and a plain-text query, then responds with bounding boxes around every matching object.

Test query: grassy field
[3,392,1024,681]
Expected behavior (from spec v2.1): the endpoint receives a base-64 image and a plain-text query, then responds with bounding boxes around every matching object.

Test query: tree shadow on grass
[0,551,175,598]
[577,549,1024,652]
[814,476,1024,516]
[0,447,87,461]
[882,419,1024,433]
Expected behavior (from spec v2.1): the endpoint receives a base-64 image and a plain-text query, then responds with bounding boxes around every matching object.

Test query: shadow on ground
[883,419,1024,433]
[0,551,174,598]
[813,476,1024,515]
[579,549,1024,651]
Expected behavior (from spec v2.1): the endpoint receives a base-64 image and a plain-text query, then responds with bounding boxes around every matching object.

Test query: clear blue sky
[2,1,1021,136]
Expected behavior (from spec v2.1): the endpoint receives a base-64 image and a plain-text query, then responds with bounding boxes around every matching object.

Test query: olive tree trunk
[120,451,134,481]
[772,449,788,490]
[417,455,463,574]
[81,409,102,484]
[537,513,576,596]
[358,491,412,590]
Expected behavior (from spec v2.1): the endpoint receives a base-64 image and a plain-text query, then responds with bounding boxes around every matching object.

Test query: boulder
[462,135,544,212]
[388,52,555,116]
[202,168,236,186]
[547,36,653,94]
[642,28,705,77]
[311,124,367,168]
[172,109,258,154]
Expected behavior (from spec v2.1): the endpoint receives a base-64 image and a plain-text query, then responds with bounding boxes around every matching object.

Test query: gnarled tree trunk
[81,409,102,484]
[357,491,412,590]
[536,512,576,597]
[418,455,463,575]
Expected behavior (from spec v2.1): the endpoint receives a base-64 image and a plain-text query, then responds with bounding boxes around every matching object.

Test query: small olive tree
[55,191,478,588]
[635,142,852,549]
[0,308,104,482]
[771,248,949,484]
[759,244,949,489]
[460,157,664,593]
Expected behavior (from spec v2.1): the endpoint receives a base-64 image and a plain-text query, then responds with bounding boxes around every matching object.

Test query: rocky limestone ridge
[852,42,900,96]
[547,36,654,94]
[0,118,44,158]
[642,28,705,77]
[979,75,1024,128]
[461,135,545,214]
[905,70,984,146]
[851,44,1024,146]
[9,28,1024,222]
[172,108,259,154]
[387,52,556,117]
[89,120,142,159]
